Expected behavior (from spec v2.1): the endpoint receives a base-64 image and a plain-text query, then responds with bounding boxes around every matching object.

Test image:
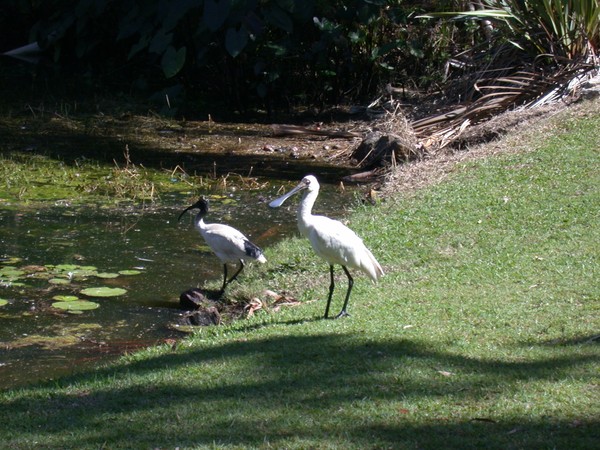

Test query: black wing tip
[243,239,264,259]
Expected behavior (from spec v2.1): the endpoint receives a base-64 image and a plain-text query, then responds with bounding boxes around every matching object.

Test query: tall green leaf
[161,45,187,78]
[225,26,248,58]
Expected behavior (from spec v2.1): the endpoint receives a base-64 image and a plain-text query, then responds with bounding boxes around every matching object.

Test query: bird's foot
[334,310,350,319]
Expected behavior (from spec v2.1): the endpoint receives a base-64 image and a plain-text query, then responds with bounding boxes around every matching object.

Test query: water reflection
[0,181,355,388]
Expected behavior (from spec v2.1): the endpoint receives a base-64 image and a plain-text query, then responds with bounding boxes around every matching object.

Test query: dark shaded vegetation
[0,1,498,118]
[1,1,597,137]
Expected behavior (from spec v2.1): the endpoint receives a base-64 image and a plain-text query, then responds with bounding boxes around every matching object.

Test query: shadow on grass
[531,333,600,347]
[0,333,597,448]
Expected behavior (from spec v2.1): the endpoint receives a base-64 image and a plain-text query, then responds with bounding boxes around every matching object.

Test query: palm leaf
[411,63,596,150]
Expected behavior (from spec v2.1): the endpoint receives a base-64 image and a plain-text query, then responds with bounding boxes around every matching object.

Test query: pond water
[0,183,354,389]
[0,55,368,389]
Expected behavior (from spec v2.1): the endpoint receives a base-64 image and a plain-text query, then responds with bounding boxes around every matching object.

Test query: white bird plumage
[269,175,383,318]
[179,198,266,294]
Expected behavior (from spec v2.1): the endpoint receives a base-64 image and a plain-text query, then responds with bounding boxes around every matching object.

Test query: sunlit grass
[0,101,598,448]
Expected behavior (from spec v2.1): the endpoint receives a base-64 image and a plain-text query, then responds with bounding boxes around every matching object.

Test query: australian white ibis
[178,198,266,294]
[269,175,384,318]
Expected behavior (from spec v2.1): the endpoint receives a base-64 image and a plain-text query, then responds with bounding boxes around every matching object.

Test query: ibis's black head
[178,197,209,222]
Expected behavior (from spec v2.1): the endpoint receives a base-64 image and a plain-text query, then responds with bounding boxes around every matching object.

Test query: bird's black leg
[227,260,245,285]
[324,265,335,319]
[335,266,353,319]
[219,264,228,295]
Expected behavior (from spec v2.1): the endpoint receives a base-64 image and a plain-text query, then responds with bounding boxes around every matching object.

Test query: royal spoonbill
[269,175,383,318]
[178,198,266,294]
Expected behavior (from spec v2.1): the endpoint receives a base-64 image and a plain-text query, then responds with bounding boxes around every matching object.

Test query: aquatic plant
[80,287,128,298]
[0,259,135,312]
[52,300,100,312]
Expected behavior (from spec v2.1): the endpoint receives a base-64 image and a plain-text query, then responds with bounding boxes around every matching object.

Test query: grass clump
[0,101,598,448]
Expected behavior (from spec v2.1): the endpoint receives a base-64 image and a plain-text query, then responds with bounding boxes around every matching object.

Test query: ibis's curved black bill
[178,198,209,222]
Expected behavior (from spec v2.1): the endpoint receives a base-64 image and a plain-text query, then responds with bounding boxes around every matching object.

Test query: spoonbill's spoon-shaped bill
[268,183,306,208]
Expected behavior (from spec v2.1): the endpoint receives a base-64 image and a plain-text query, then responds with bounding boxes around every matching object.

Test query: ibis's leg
[227,260,245,284]
[335,266,353,319]
[324,265,335,319]
[219,264,228,294]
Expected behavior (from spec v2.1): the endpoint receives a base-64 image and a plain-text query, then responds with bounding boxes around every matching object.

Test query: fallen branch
[271,124,361,138]
[342,169,383,183]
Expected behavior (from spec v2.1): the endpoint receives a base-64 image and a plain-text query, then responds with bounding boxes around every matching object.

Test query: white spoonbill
[269,175,383,318]
[178,198,266,294]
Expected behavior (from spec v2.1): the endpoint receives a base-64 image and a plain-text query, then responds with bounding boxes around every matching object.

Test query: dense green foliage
[1,1,598,115]
[491,0,600,58]
[1,1,460,115]
[427,0,600,60]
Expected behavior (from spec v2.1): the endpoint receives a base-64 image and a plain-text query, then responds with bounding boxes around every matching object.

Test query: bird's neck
[297,189,317,236]
[195,214,207,230]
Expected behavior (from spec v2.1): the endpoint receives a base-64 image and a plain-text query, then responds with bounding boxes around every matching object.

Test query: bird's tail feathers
[361,247,384,282]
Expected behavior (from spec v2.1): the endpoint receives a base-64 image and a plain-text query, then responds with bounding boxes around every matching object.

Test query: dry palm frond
[412,61,597,150]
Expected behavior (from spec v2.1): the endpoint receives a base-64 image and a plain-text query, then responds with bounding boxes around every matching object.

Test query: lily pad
[80,287,127,297]
[95,272,120,279]
[0,299,8,307]
[0,281,26,288]
[52,295,79,302]
[54,264,80,271]
[48,278,71,285]
[70,268,98,279]
[6,334,81,350]
[118,269,142,276]
[52,300,100,311]
[0,267,26,279]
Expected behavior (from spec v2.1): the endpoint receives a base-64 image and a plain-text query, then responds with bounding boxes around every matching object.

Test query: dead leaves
[243,289,302,317]
[411,64,597,151]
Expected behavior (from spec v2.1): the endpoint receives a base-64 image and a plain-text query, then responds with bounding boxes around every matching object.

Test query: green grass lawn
[0,101,598,449]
